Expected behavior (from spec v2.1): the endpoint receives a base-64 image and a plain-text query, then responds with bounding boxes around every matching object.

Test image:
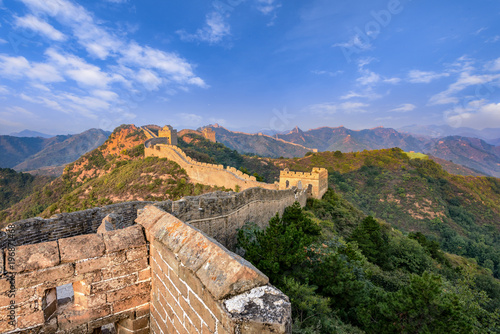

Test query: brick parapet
[0,225,151,333]
[137,205,291,334]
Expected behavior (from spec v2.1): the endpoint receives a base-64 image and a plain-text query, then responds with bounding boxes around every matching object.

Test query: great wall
[0,126,328,333]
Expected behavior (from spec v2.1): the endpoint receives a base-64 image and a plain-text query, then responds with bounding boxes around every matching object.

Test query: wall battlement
[279,167,328,199]
[145,142,278,192]
[0,189,297,333]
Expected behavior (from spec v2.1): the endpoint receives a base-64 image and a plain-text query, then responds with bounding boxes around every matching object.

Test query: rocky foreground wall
[0,225,151,333]
[137,205,291,334]
[0,204,292,333]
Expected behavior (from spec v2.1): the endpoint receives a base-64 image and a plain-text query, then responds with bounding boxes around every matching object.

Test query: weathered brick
[168,268,188,297]
[59,234,105,263]
[190,293,216,333]
[87,310,134,333]
[75,251,126,275]
[16,263,74,288]
[107,281,150,302]
[152,240,179,274]
[7,241,59,273]
[103,225,145,253]
[101,258,148,280]
[118,315,149,330]
[57,304,111,330]
[91,275,136,294]
[17,309,44,329]
[112,293,150,313]
[137,268,151,281]
[177,231,220,272]
[135,303,150,318]
[173,314,189,334]
[179,296,202,332]
[74,292,106,308]
[126,245,148,261]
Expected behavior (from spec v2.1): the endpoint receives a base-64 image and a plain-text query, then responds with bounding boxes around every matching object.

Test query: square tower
[158,125,178,145]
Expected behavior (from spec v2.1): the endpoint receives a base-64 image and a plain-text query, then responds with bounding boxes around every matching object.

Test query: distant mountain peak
[9,130,53,138]
[290,126,303,134]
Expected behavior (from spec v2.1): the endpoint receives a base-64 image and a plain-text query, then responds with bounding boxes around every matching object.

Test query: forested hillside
[278,149,500,277]
[238,193,500,333]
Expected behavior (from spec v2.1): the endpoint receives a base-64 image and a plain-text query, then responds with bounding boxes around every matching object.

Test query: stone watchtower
[202,127,216,143]
[158,125,178,145]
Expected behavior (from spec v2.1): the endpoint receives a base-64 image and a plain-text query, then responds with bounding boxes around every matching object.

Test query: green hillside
[279,148,500,277]
[0,168,53,211]
[238,193,500,333]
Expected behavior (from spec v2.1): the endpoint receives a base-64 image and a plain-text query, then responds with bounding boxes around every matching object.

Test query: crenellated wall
[144,142,279,192]
[0,189,299,333]
[279,167,328,199]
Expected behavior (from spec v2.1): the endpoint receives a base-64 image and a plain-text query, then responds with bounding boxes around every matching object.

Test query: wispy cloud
[407,70,449,83]
[304,101,369,115]
[311,70,343,77]
[14,15,66,41]
[390,103,416,113]
[445,101,500,129]
[0,38,8,45]
[177,11,231,44]
[256,0,281,15]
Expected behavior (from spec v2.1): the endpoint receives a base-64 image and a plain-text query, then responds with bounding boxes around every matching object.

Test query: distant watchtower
[279,167,328,199]
[202,127,216,143]
[158,125,178,146]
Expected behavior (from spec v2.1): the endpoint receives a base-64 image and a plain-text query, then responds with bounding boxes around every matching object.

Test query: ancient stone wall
[136,205,291,334]
[0,225,151,333]
[144,143,279,192]
[0,201,151,249]
[279,167,328,199]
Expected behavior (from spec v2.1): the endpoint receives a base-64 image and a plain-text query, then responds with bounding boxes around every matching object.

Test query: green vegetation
[237,191,500,333]
[0,168,53,211]
[405,151,429,160]
[282,148,500,278]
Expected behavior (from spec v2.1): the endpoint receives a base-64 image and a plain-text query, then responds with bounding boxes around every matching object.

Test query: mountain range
[208,125,500,177]
[0,129,110,174]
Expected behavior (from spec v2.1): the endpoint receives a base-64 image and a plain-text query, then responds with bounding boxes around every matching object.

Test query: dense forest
[237,191,500,333]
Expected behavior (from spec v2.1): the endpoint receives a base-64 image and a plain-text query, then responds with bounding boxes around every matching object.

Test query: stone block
[126,245,148,261]
[57,304,111,330]
[16,263,74,289]
[195,246,268,300]
[135,303,150,318]
[118,315,150,330]
[59,233,105,263]
[177,230,220,272]
[137,268,151,281]
[74,292,106,308]
[7,241,59,273]
[112,293,150,313]
[75,251,126,275]
[152,213,196,253]
[101,258,148,280]
[91,275,136,294]
[135,205,167,236]
[107,281,150,302]
[103,225,146,253]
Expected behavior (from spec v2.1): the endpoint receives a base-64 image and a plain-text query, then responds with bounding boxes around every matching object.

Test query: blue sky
[0,0,499,135]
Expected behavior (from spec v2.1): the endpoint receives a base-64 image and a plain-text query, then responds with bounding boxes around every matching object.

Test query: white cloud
[333,34,373,52]
[0,85,8,94]
[445,102,500,129]
[14,15,66,41]
[390,103,416,113]
[5,106,36,117]
[487,58,500,72]
[177,113,203,126]
[311,70,343,77]
[357,71,381,86]
[256,0,281,15]
[0,38,7,45]
[177,11,230,44]
[0,54,64,83]
[486,35,500,43]
[408,70,449,83]
[340,90,383,100]
[305,102,368,115]
[136,69,162,91]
